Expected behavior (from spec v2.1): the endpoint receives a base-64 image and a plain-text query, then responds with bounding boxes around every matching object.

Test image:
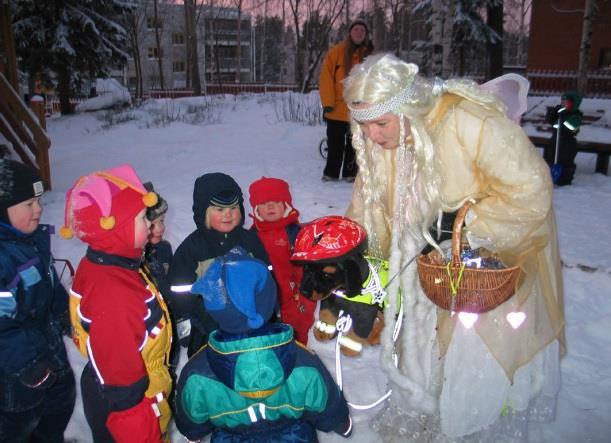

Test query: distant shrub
[272,92,323,126]
[98,109,137,129]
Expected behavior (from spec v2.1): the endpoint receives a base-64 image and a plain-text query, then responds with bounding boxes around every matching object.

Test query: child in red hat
[248,177,316,344]
[61,164,172,443]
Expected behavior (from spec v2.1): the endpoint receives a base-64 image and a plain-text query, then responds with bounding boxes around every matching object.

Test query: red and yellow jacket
[319,41,369,122]
[70,252,173,442]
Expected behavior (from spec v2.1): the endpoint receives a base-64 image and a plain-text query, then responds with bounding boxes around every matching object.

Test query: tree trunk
[289,0,304,86]
[577,0,595,94]
[430,0,443,76]
[260,0,268,81]
[516,0,530,66]
[153,0,165,89]
[185,0,201,95]
[441,0,454,78]
[235,0,243,83]
[184,3,191,89]
[57,64,72,115]
[486,1,504,80]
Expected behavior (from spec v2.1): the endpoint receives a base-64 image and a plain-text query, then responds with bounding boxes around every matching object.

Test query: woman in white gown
[342,53,566,441]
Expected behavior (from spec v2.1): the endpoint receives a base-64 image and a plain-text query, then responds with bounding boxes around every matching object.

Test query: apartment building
[127,2,253,93]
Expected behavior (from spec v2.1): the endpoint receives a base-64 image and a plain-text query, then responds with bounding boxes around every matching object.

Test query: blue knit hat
[191,247,277,334]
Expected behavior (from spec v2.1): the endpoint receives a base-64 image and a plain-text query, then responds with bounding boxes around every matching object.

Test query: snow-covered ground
[38,93,611,442]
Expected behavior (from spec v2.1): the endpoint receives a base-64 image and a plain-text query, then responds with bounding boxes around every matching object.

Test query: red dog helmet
[291,215,367,263]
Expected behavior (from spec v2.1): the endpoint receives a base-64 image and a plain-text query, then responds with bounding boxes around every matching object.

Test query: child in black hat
[168,172,269,357]
[0,160,76,442]
[142,182,172,296]
[174,247,352,442]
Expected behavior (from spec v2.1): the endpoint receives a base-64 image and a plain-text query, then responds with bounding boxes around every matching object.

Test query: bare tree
[441,0,455,77]
[230,0,245,82]
[577,0,596,94]
[152,0,165,89]
[288,0,346,92]
[486,0,503,80]
[122,5,147,100]
[184,0,201,94]
[260,0,269,81]
[505,0,531,66]
[430,0,443,76]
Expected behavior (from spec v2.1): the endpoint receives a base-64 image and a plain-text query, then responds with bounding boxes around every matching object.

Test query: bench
[528,134,610,176]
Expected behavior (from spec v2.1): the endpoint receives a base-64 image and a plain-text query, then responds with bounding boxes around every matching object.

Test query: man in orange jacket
[319,19,373,182]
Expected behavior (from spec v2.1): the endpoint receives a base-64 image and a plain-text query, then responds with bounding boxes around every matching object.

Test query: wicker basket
[416,201,521,313]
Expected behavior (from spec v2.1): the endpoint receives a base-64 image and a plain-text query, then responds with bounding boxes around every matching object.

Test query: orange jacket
[319,41,368,122]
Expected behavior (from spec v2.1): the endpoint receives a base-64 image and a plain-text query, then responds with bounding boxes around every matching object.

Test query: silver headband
[348,77,447,122]
[348,82,417,121]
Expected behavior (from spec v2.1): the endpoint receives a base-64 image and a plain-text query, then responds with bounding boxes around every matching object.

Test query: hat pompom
[59,226,73,239]
[143,191,158,208]
[100,215,116,230]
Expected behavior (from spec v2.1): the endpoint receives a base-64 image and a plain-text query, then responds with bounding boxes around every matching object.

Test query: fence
[47,97,87,115]
[527,70,611,97]
[147,82,316,99]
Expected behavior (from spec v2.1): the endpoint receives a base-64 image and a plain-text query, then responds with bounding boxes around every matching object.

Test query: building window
[147,47,160,59]
[172,33,185,45]
[147,17,162,30]
[173,61,185,73]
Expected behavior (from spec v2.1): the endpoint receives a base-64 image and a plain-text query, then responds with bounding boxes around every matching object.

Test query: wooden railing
[0,72,51,188]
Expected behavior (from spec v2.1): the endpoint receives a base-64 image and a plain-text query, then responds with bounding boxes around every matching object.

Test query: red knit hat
[60,165,157,255]
[248,177,292,208]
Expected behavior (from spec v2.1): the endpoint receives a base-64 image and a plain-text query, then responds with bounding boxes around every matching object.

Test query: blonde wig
[344,53,506,256]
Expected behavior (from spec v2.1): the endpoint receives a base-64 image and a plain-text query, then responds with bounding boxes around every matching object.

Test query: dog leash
[333,252,419,411]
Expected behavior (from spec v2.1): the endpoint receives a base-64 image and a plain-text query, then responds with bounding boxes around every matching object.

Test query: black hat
[143,182,168,222]
[0,160,45,224]
[192,172,244,231]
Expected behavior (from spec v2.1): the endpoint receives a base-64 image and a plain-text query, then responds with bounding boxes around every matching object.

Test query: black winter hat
[0,159,45,224]
[143,182,168,222]
[192,172,244,231]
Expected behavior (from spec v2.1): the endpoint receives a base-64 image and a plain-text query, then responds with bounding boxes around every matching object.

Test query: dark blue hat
[192,172,244,230]
[191,247,277,334]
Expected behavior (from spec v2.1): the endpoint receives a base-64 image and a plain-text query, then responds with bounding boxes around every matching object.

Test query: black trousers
[323,118,357,179]
[0,368,75,443]
[544,132,578,185]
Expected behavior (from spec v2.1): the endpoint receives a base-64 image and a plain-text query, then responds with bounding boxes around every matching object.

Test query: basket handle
[451,200,475,268]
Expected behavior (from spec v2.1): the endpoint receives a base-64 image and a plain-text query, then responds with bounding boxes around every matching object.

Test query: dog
[301,258,387,356]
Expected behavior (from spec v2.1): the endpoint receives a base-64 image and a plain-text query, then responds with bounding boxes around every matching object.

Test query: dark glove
[323,106,333,114]
[19,358,57,389]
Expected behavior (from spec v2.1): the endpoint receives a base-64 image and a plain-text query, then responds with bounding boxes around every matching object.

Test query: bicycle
[319,137,329,159]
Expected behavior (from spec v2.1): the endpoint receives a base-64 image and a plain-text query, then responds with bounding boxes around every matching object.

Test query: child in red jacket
[60,165,173,443]
[248,177,316,343]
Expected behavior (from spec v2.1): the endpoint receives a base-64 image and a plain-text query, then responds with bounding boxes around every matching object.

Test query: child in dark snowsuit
[544,90,583,186]
[142,182,172,297]
[62,164,173,442]
[168,172,268,357]
[174,248,353,442]
[0,160,76,442]
[248,177,316,344]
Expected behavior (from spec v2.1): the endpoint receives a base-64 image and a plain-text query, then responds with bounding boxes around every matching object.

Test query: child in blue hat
[174,247,352,442]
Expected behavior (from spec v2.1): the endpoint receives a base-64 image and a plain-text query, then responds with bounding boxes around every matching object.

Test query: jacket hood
[206,323,297,398]
[192,172,245,231]
[562,90,582,109]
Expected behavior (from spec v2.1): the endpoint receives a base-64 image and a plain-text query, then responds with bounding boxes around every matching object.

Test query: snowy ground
[38,93,611,442]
